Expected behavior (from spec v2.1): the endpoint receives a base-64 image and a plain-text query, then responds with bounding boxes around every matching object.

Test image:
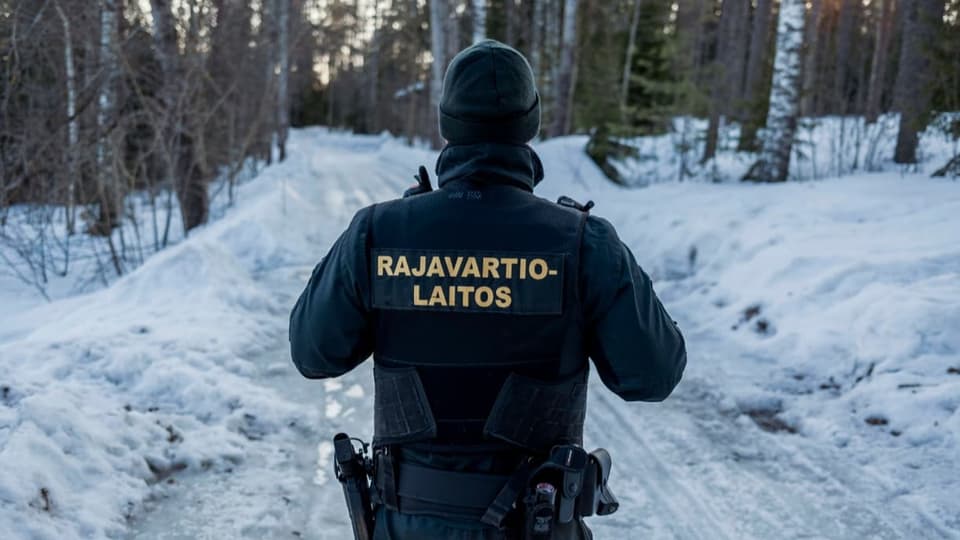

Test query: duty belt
[373,445,619,529]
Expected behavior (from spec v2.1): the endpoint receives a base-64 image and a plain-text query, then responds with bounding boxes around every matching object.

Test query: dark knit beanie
[439,40,541,145]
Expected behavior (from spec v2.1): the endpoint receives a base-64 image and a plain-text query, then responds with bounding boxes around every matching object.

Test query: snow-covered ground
[1,127,958,539]
[611,114,959,185]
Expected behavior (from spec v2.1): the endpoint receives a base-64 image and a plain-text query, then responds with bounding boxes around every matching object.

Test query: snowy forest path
[127,261,371,540]
[126,134,405,539]
[127,133,955,539]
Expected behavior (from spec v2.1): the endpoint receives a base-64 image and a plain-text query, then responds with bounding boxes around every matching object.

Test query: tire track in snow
[586,388,738,540]
[585,369,951,539]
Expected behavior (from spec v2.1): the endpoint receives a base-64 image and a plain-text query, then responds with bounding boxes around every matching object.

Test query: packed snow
[1,125,958,539]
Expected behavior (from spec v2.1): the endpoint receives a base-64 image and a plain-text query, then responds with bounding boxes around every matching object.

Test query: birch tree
[94,0,120,238]
[366,0,382,133]
[548,0,578,137]
[472,0,487,43]
[744,0,806,182]
[53,0,78,235]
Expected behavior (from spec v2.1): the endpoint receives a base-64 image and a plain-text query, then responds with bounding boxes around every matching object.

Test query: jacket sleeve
[581,216,686,402]
[289,206,375,379]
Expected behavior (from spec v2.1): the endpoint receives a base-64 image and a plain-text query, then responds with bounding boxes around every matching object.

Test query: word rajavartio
[376,254,559,309]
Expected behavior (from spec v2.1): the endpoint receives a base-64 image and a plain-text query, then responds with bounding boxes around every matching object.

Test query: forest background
[2,0,959,295]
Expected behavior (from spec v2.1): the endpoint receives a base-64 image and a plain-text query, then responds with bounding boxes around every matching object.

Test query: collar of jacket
[435,142,545,192]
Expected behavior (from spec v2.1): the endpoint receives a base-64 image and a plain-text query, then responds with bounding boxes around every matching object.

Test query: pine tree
[892,0,947,164]
[865,0,897,124]
[738,0,774,151]
[624,1,675,135]
[703,0,751,163]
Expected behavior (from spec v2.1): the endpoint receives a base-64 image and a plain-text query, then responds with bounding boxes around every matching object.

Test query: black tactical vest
[368,180,589,454]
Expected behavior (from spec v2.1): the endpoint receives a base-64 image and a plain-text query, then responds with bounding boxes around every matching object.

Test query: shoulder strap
[556,195,595,213]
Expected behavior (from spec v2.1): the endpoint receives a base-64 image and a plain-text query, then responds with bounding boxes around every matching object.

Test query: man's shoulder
[583,214,619,238]
[530,194,621,245]
[580,213,626,270]
[345,203,378,230]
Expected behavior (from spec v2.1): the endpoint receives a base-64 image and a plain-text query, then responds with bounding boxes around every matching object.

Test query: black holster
[522,445,619,528]
[333,433,376,540]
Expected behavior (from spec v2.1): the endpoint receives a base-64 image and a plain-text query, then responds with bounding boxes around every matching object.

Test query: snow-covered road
[128,131,960,539]
[3,129,957,539]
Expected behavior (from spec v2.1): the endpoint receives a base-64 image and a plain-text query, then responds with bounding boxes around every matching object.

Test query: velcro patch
[371,249,564,315]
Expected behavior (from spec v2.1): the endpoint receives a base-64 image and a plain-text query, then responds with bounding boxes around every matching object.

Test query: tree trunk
[545,0,563,105]
[54,1,78,235]
[620,0,643,123]
[430,0,448,147]
[98,0,117,163]
[744,0,806,182]
[865,0,896,124]
[675,0,706,81]
[892,0,945,164]
[833,0,858,114]
[726,0,751,120]
[800,0,824,116]
[94,0,120,237]
[260,0,277,162]
[368,1,382,133]
[548,0,578,137]
[472,0,487,43]
[703,0,750,162]
[151,0,208,232]
[276,0,291,161]
[505,0,517,45]
[530,0,545,82]
[446,1,462,67]
[738,0,773,151]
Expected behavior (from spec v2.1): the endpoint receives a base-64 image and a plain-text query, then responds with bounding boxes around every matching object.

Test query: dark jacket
[290,144,685,399]
[289,143,686,539]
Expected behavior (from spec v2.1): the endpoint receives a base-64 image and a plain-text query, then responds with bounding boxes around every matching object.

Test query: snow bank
[0,128,415,538]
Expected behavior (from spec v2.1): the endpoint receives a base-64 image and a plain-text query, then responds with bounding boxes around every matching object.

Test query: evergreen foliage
[623,1,677,136]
